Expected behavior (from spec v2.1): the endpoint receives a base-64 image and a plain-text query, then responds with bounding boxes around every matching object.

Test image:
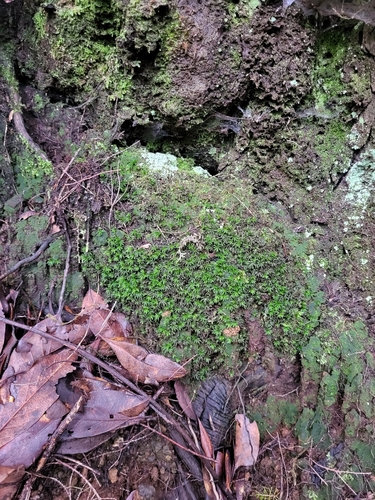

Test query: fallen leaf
[57,432,114,455]
[234,415,260,471]
[0,308,5,355]
[88,309,130,339]
[0,400,67,467]
[225,449,233,489]
[105,338,187,384]
[0,466,25,500]
[5,317,86,376]
[59,388,149,440]
[215,450,224,478]
[18,211,37,221]
[223,326,240,338]
[0,349,77,462]
[175,380,196,420]
[125,491,141,500]
[198,419,214,460]
[81,289,107,312]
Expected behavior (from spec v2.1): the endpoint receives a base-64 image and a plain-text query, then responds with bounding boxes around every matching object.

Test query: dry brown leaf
[0,308,5,356]
[0,466,25,500]
[0,400,67,467]
[175,380,196,420]
[202,465,222,500]
[0,349,77,463]
[223,326,240,338]
[225,449,233,489]
[105,338,187,384]
[88,309,130,339]
[81,289,107,312]
[234,414,260,471]
[18,211,37,221]
[125,491,141,500]
[58,388,149,440]
[5,317,86,376]
[215,450,225,478]
[198,419,214,460]
[57,432,114,455]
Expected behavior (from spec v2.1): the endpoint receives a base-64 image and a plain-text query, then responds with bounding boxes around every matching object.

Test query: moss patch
[83,150,323,378]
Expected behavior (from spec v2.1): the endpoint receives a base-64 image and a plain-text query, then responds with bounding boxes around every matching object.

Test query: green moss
[226,0,261,26]
[83,152,323,378]
[13,140,53,199]
[314,120,351,178]
[33,9,47,40]
[0,42,18,89]
[311,30,349,111]
[248,396,299,436]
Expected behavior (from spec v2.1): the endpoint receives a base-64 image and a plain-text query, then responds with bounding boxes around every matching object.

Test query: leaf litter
[0,288,259,499]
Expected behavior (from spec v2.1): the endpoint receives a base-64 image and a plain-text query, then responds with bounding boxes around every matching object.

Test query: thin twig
[56,148,82,186]
[54,455,102,479]
[0,233,61,281]
[56,218,71,321]
[52,458,104,500]
[18,396,85,500]
[276,432,288,500]
[37,396,84,472]
[310,458,371,477]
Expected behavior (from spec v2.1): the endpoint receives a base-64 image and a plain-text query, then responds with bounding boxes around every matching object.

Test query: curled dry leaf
[88,309,132,340]
[234,414,260,472]
[225,450,233,490]
[198,418,214,460]
[215,450,225,479]
[105,338,187,384]
[4,317,86,377]
[175,380,196,420]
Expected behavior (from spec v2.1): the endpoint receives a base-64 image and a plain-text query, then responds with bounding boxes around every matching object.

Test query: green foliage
[0,42,18,89]
[312,30,349,111]
[30,0,129,99]
[248,396,299,436]
[83,154,323,378]
[33,9,47,40]
[314,120,351,175]
[13,140,53,199]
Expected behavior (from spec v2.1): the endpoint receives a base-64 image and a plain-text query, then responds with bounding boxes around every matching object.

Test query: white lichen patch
[139,150,209,177]
[345,149,375,208]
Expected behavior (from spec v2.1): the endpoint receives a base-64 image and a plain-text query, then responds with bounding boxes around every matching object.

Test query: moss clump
[314,120,351,182]
[311,30,349,111]
[83,151,322,378]
[28,1,127,98]
[296,320,375,497]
